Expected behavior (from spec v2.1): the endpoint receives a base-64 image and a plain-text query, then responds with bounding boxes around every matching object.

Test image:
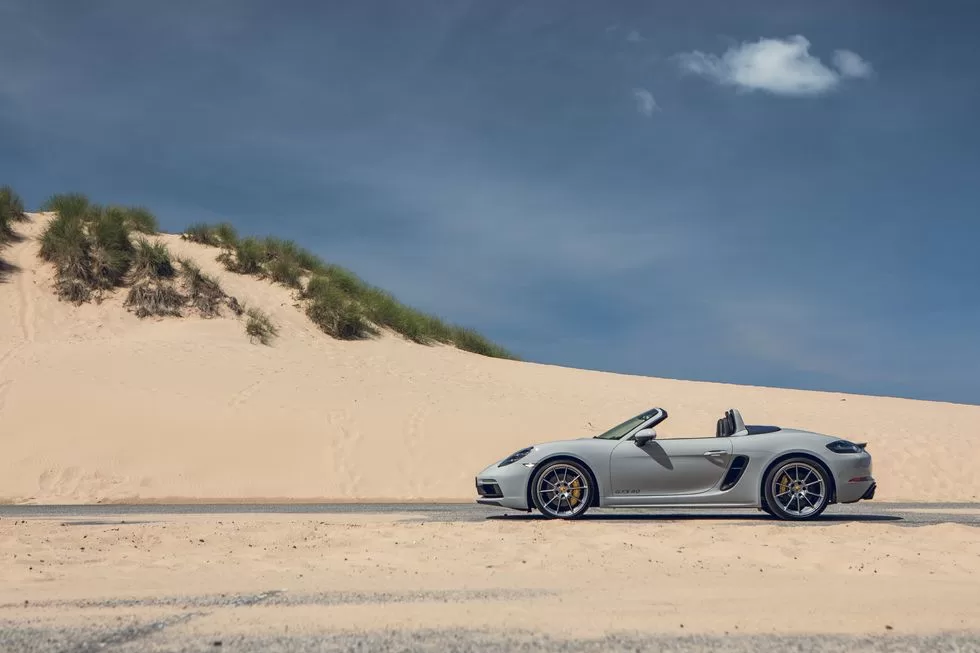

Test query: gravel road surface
[2,622,979,653]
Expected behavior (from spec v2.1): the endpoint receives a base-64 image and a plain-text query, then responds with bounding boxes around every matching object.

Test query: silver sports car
[475,407,876,520]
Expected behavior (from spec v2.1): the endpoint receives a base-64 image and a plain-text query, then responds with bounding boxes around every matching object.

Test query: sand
[2,212,979,504]
[2,513,979,639]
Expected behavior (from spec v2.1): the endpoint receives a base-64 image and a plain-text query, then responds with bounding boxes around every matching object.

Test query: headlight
[826,439,864,454]
[498,447,533,467]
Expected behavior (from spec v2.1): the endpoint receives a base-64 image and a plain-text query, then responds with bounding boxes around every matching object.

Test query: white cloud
[675,35,871,96]
[632,88,658,117]
[832,49,873,78]
[626,30,642,43]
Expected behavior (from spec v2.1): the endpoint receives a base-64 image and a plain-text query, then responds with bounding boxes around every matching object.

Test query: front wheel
[763,458,830,521]
[530,460,592,519]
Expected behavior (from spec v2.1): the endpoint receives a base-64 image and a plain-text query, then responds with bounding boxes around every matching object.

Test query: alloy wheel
[535,462,591,518]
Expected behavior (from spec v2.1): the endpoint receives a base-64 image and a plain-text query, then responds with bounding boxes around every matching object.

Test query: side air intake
[720,455,750,491]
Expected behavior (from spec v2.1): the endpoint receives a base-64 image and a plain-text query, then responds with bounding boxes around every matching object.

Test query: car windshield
[593,409,659,440]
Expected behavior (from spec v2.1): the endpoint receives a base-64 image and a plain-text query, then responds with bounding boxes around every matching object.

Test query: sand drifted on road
[2,213,980,504]
[1,514,978,642]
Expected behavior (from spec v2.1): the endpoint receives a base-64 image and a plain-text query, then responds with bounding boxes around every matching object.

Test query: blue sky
[2,1,978,405]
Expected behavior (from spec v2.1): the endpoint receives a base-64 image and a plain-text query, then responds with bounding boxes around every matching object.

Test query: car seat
[716,410,739,437]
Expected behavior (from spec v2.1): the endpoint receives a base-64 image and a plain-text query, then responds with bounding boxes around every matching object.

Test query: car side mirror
[634,428,657,446]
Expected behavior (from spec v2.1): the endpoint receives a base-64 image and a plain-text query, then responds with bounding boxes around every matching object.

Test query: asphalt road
[1,500,979,526]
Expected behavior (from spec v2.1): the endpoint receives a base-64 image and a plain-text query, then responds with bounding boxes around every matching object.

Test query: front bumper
[475,459,534,511]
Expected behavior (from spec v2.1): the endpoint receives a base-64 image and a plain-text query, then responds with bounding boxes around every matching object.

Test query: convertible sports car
[475,407,876,520]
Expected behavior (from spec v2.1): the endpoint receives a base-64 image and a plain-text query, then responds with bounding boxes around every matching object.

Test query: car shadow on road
[486,512,903,523]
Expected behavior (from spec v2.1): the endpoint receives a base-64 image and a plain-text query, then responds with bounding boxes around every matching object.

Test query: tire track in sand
[13,234,37,344]
[0,222,39,416]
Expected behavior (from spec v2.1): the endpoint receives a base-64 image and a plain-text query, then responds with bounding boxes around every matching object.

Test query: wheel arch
[759,451,838,507]
[525,455,602,510]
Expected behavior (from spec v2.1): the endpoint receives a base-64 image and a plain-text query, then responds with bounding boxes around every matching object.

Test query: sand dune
[1,213,978,504]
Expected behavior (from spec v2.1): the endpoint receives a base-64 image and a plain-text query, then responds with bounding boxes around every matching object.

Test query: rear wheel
[530,460,592,519]
[763,458,830,521]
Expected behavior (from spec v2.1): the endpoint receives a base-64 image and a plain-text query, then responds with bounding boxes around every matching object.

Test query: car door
[609,437,733,496]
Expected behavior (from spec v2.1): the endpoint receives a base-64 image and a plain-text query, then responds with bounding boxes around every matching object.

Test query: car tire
[763,457,831,521]
[530,459,592,520]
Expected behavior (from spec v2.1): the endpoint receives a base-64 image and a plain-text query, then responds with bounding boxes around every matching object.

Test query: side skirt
[601,498,759,509]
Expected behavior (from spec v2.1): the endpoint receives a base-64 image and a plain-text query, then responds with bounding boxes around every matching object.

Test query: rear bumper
[861,482,877,500]
[833,451,875,504]
[839,478,876,503]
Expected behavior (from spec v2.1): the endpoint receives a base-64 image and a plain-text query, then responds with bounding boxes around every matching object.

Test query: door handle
[703,450,728,457]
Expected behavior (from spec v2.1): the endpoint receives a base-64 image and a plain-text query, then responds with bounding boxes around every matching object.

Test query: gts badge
[615,489,641,494]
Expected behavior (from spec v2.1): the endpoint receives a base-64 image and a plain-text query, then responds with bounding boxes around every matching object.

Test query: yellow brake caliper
[568,477,582,507]
[778,473,791,497]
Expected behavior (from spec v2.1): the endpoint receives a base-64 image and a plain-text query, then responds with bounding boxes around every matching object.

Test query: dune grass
[304,279,378,340]
[245,306,278,345]
[122,206,159,234]
[37,193,240,319]
[13,189,513,358]
[35,192,283,348]
[123,239,181,317]
[1,185,27,278]
[40,192,89,221]
[178,258,234,318]
[37,194,163,302]
[39,212,96,303]
[182,222,238,248]
[124,281,185,318]
[1,185,27,232]
[181,220,515,358]
[267,257,303,288]
[131,237,176,280]
[1,185,26,249]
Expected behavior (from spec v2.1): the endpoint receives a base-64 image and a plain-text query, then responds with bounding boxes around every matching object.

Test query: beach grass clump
[245,307,278,345]
[304,278,377,340]
[320,264,367,297]
[267,257,303,288]
[183,223,222,246]
[218,234,318,290]
[124,280,184,318]
[225,237,266,275]
[0,185,23,274]
[40,192,90,221]
[180,219,517,358]
[1,194,16,270]
[124,241,185,318]
[262,237,324,272]
[1,186,27,238]
[215,222,238,248]
[178,259,228,318]
[449,326,516,359]
[38,195,166,303]
[39,211,95,303]
[39,211,90,269]
[87,207,134,291]
[55,277,92,304]
[119,206,158,234]
[130,238,175,280]
[182,222,238,248]
[362,289,432,344]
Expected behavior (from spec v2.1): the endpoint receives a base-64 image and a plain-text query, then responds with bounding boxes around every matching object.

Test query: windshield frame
[593,408,665,440]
